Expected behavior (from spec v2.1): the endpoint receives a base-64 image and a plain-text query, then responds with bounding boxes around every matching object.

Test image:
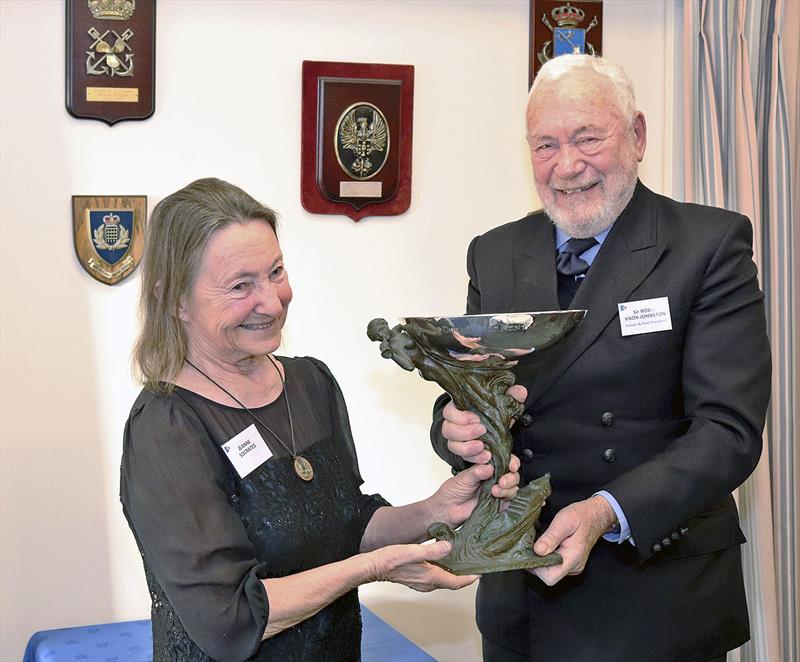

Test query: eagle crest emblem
[334,103,390,180]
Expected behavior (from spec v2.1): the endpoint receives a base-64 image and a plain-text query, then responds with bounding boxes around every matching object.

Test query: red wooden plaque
[66,0,156,125]
[529,1,603,87]
[301,61,414,222]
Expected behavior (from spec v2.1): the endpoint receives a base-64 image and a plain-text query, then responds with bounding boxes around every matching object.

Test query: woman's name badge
[222,424,273,478]
[618,297,672,336]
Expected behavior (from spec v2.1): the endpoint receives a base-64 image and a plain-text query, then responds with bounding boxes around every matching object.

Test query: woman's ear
[176,293,189,322]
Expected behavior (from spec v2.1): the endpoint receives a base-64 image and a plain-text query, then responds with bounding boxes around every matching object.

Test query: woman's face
[179,220,292,366]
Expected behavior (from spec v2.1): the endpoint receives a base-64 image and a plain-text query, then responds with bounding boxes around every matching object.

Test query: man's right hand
[441,384,528,464]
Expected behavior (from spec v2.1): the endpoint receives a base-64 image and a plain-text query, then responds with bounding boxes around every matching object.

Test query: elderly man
[431,55,770,661]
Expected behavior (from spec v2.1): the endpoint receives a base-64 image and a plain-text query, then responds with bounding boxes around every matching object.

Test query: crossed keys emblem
[86,27,134,77]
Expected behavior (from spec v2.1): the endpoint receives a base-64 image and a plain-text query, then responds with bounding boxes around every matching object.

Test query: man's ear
[632,111,647,162]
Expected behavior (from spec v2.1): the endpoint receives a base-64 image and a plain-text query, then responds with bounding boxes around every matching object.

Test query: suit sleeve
[430,235,483,470]
[605,214,771,563]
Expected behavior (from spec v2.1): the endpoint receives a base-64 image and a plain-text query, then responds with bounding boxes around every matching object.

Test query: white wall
[0,2,668,660]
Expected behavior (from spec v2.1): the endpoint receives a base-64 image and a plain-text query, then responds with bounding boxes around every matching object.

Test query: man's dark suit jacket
[431,182,771,661]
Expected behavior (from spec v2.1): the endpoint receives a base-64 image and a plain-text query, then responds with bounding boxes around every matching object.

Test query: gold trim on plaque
[72,195,146,285]
[86,87,139,102]
[334,102,390,181]
[88,0,136,21]
[339,181,383,198]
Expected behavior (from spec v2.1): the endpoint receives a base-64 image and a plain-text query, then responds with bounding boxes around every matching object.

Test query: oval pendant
[293,455,314,481]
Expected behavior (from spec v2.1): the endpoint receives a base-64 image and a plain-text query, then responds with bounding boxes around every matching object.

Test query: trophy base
[433,551,562,576]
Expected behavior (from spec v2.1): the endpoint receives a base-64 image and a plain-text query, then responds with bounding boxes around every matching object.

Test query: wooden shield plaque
[529,1,603,87]
[73,195,147,285]
[66,0,156,125]
[301,61,414,222]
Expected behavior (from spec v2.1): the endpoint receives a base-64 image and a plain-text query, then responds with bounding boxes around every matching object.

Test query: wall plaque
[301,61,414,222]
[529,1,603,87]
[66,0,156,125]
[73,195,147,285]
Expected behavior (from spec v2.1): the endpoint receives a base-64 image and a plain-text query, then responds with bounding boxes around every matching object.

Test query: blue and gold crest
[537,2,600,68]
[73,195,146,285]
[553,26,586,56]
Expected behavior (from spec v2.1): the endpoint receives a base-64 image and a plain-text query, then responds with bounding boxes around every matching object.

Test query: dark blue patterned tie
[556,237,598,309]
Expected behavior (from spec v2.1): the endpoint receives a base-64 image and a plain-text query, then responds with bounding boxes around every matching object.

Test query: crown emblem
[551,2,585,27]
[88,0,135,20]
[103,212,121,225]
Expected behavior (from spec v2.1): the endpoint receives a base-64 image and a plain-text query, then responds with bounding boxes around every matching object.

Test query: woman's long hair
[132,178,278,392]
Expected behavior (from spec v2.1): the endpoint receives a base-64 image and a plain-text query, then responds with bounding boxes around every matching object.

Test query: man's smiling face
[526,72,646,238]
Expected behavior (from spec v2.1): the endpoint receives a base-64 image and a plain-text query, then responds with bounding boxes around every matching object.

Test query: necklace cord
[184,356,298,459]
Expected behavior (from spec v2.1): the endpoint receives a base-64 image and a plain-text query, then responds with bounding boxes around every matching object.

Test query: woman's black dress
[120,356,389,662]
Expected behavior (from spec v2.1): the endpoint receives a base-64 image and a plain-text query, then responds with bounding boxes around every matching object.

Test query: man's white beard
[540,161,639,239]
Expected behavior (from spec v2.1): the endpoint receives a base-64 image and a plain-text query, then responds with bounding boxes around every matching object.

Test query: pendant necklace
[185,355,314,481]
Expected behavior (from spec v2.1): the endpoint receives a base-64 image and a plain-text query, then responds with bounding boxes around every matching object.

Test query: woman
[121,178,520,661]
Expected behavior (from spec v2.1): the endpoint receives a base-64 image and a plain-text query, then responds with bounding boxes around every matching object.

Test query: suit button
[601,411,615,426]
[520,413,534,427]
[671,531,681,541]
[602,448,617,463]
[652,543,662,553]
[679,526,689,537]
[522,449,534,461]
[661,537,671,547]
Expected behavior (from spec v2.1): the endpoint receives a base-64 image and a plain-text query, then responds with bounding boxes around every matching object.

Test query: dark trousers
[482,636,528,662]
[481,638,729,662]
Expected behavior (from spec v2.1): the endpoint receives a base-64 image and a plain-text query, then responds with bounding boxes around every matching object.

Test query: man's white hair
[528,55,637,124]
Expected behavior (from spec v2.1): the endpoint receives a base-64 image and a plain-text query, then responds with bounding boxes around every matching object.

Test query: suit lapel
[526,182,669,405]
[511,214,559,313]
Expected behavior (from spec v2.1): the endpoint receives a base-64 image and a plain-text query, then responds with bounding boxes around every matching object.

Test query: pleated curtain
[672,1,798,660]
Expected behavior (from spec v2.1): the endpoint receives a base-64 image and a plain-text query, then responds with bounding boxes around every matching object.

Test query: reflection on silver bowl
[401,310,586,366]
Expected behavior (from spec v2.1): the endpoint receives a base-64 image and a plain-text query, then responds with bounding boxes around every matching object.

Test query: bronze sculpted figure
[368,311,584,574]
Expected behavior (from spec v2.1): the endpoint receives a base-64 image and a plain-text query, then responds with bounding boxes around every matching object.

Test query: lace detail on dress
[144,555,211,662]
[143,438,366,661]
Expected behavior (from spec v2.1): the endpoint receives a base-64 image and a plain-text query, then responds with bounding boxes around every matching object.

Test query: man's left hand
[530,495,616,586]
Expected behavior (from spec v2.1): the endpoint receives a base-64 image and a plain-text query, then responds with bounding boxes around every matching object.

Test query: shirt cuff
[594,490,634,545]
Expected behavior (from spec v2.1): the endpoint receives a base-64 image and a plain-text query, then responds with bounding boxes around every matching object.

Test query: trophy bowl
[401,310,586,365]
[368,310,586,575]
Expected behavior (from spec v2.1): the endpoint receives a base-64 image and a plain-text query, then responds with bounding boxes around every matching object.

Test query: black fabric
[481,635,530,662]
[121,356,389,662]
[556,237,597,309]
[557,270,582,310]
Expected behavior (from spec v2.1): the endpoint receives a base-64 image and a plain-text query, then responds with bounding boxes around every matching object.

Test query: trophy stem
[368,318,563,575]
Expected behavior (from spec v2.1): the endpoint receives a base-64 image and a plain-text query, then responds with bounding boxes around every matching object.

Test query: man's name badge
[222,424,273,478]
[618,297,672,336]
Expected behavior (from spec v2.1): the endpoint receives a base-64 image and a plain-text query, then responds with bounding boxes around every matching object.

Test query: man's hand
[530,495,617,586]
[441,384,525,500]
[442,384,527,466]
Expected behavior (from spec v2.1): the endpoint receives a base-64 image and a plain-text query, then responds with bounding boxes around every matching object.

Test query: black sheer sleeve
[304,357,391,528]
[120,393,268,662]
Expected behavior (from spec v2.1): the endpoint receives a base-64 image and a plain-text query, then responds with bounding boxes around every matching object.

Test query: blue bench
[23,605,434,662]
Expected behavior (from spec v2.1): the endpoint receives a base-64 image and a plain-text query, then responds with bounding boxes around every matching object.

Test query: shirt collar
[555,224,613,251]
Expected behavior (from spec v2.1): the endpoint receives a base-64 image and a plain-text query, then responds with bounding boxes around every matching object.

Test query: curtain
[672,1,798,661]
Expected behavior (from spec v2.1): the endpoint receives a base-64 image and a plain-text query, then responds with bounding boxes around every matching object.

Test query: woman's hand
[368,540,478,592]
[431,460,520,528]
[263,539,475,638]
